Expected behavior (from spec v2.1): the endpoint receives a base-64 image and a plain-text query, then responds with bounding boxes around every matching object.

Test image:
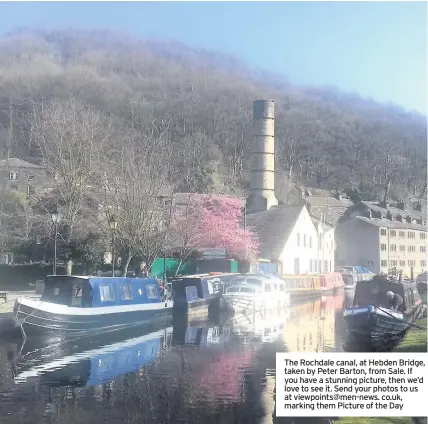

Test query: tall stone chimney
[246,100,278,214]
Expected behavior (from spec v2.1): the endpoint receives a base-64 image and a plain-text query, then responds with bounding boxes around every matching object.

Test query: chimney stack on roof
[380,197,390,210]
[246,100,278,214]
[414,200,422,212]
[396,199,405,210]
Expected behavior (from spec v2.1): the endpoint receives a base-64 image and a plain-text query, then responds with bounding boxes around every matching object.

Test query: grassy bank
[395,317,427,353]
[338,419,413,424]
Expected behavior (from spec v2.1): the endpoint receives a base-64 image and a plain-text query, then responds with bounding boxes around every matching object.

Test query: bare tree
[28,99,111,242]
[99,128,176,275]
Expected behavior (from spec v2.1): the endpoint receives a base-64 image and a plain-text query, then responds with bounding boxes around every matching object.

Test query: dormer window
[9,171,18,180]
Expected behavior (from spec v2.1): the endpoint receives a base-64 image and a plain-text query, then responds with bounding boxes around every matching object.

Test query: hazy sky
[1,1,426,114]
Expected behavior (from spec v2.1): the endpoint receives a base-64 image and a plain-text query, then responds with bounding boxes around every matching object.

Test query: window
[408,232,415,239]
[8,171,18,180]
[329,261,332,272]
[390,260,397,267]
[400,245,405,252]
[28,174,35,181]
[279,284,285,291]
[408,246,415,253]
[265,284,272,292]
[399,231,405,237]
[100,285,115,302]
[421,260,427,267]
[207,281,214,295]
[309,236,312,248]
[72,285,83,307]
[309,259,313,273]
[324,261,328,272]
[10,184,18,190]
[240,286,255,293]
[380,244,387,251]
[146,285,158,299]
[390,230,396,237]
[294,258,300,274]
[390,244,396,252]
[303,234,306,247]
[120,285,133,300]
[381,260,387,267]
[273,284,278,291]
[421,233,427,240]
[380,229,387,236]
[408,260,415,267]
[420,246,426,253]
[297,233,300,246]
[400,260,406,267]
[27,185,35,196]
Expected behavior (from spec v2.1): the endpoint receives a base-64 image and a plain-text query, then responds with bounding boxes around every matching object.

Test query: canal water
[0,291,351,424]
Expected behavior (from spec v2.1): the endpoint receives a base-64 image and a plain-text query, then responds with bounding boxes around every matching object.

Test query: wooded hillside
[1,28,427,202]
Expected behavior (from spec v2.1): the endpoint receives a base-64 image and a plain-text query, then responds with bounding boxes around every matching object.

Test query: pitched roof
[361,201,425,221]
[356,216,427,232]
[246,205,304,261]
[305,198,352,226]
[0,158,43,169]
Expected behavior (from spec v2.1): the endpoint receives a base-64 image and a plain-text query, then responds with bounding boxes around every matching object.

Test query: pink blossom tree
[169,194,259,275]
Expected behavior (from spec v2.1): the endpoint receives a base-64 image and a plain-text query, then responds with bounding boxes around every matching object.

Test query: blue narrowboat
[13,275,173,336]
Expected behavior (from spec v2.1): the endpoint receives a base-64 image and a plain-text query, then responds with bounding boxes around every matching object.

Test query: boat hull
[222,293,290,314]
[13,297,173,337]
[343,302,423,351]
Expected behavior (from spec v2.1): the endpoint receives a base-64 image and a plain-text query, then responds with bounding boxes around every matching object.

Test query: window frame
[120,284,133,301]
[100,284,116,302]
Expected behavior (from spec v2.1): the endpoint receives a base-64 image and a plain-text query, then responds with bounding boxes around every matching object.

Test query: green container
[150,258,196,278]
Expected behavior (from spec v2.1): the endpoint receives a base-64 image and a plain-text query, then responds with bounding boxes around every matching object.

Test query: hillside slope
[0,29,426,201]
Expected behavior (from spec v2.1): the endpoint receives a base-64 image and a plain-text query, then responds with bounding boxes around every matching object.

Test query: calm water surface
[0,291,350,424]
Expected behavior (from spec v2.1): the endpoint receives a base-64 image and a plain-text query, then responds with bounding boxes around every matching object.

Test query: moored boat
[13,275,173,337]
[170,273,237,319]
[222,274,290,314]
[343,276,424,351]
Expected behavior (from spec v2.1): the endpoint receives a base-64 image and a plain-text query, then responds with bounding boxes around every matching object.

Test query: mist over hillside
[0,28,426,201]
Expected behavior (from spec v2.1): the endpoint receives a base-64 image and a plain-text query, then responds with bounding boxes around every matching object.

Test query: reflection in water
[0,293,346,424]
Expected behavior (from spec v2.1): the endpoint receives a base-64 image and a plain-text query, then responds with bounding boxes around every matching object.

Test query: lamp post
[108,216,118,277]
[51,207,62,275]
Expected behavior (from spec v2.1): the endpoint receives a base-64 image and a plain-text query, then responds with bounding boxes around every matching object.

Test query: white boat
[222,274,290,314]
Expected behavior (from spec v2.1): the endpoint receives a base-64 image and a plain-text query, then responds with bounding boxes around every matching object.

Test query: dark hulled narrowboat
[343,277,424,351]
[171,274,231,318]
[13,275,172,336]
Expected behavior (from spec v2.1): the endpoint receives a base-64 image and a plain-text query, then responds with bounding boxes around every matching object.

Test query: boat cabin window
[227,285,241,293]
[100,285,115,302]
[240,286,255,293]
[265,284,271,292]
[120,284,133,300]
[71,284,83,307]
[146,284,158,299]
